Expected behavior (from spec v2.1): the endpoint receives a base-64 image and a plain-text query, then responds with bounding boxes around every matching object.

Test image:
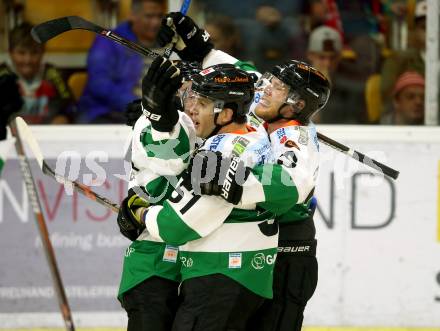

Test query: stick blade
[31,16,102,43]
[31,16,73,43]
[14,117,44,169]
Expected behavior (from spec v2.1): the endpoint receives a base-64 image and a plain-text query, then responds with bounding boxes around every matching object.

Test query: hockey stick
[15,117,120,213]
[317,132,399,180]
[31,16,159,59]
[10,118,75,331]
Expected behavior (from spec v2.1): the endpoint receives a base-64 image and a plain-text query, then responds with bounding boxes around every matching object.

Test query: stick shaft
[42,161,120,213]
[317,132,400,180]
[10,120,75,331]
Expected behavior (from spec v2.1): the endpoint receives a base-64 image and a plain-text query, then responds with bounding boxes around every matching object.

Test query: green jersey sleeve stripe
[234,60,258,73]
[146,201,202,246]
[141,122,191,161]
[251,164,299,215]
[144,176,173,204]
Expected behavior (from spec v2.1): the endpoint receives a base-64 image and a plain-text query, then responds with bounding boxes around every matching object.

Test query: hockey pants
[172,273,265,331]
[249,239,318,331]
[121,276,180,331]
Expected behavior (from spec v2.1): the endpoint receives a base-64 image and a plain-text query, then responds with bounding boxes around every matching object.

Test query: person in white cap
[306,26,343,79]
[306,25,366,124]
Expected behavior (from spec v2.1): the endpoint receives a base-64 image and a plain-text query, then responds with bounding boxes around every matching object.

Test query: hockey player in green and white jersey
[117,57,195,331]
[156,13,330,331]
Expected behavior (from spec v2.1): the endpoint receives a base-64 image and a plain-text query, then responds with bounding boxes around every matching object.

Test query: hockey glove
[141,56,182,132]
[186,150,250,205]
[117,190,150,241]
[157,12,213,63]
[0,73,23,139]
[124,99,142,127]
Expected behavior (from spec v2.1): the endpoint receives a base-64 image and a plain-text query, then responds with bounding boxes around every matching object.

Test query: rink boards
[0,125,439,328]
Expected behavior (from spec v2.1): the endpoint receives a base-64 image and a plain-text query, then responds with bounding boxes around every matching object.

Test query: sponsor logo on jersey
[229,253,242,269]
[284,140,300,150]
[276,128,287,144]
[181,256,194,268]
[209,134,226,151]
[125,247,135,257]
[277,151,297,168]
[229,91,244,95]
[200,67,215,76]
[163,245,178,263]
[298,127,309,145]
[251,252,276,270]
[231,136,250,157]
[310,126,319,151]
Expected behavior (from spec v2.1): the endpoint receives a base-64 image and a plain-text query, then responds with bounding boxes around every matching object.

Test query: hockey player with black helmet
[249,60,330,331]
[254,60,330,124]
[156,13,330,331]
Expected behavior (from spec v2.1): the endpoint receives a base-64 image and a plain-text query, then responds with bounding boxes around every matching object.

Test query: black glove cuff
[148,103,180,133]
[177,34,214,62]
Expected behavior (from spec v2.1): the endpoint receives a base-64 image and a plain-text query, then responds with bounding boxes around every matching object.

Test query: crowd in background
[0,0,431,125]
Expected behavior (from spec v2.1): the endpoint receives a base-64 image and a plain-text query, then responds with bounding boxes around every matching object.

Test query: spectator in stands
[78,0,165,123]
[290,0,328,62]
[0,23,74,124]
[251,5,292,72]
[204,16,242,58]
[381,0,426,109]
[381,71,424,125]
[307,25,366,124]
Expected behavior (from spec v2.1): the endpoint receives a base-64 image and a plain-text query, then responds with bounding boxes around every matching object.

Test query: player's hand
[157,12,213,63]
[124,99,142,128]
[117,189,150,241]
[185,150,250,205]
[141,56,182,132]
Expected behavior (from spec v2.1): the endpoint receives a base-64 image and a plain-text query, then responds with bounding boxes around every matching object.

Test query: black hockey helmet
[190,63,255,117]
[271,60,330,122]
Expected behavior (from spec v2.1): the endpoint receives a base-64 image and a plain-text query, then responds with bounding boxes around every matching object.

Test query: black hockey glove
[157,12,213,63]
[0,73,23,140]
[124,99,142,127]
[186,150,250,205]
[141,56,182,132]
[117,189,150,241]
